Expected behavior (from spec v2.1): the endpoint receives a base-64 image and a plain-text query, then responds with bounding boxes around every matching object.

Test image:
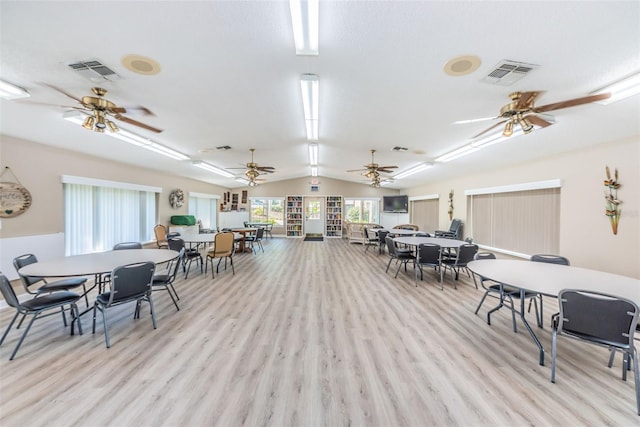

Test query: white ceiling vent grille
[482,60,538,86]
[67,59,121,82]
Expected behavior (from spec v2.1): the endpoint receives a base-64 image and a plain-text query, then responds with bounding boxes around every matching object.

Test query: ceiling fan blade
[472,119,509,139]
[116,106,155,116]
[526,114,554,128]
[113,114,163,133]
[377,165,398,169]
[515,91,543,110]
[347,168,368,173]
[533,93,611,113]
[40,82,84,103]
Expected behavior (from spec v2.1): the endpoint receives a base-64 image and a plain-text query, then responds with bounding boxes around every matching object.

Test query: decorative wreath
[169,189,184,208]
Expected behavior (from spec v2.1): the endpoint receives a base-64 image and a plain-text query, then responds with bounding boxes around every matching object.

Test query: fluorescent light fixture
[593,72,640,104]
[0,79,29,100]
[308,143,318,165]
[310,166,318,176]
[235,178,250,185]
[193,161,235,178]
[63,110,189,161]
[300,74,319,140]
[393,162,434,180]
[289,0,319,55]
[435,145,481,163]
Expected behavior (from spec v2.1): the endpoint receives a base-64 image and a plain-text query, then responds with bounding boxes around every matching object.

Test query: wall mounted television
[383,195,409,213]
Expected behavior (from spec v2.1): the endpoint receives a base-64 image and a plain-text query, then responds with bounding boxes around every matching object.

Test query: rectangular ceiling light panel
[289,0,319,55]
[301,74,319,140]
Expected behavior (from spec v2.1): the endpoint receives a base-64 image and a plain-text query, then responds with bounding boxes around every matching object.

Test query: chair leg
[10,313,39,360]
[169,283,180,300]
[101,307,111,348]
[474,290,491,314]
[60,306,68,327]
[0,312,20,346]
[550,329,558,383]
[229,256,235,275]
[166,286,179,311]
[608,348,617,368]
[385,257,393,273]
[632,348,640,415]
[148,294,157,329]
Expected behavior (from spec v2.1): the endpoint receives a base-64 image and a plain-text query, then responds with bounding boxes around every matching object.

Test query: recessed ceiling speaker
[443,55,481,77]
[121,54,161,76]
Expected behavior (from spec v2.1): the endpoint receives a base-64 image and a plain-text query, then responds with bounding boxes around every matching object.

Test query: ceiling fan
[471,91,611,139]
[36,83,162,133]
[227,148,275,186]
[347,149,397,187]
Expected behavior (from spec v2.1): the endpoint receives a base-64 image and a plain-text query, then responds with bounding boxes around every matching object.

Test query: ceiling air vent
[216,145,232,150]
[67,59,121,83]
[392,146,408,152]
[482,60,538,86]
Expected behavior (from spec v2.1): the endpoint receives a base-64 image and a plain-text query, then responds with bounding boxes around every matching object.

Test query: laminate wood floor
[0,238,637,426]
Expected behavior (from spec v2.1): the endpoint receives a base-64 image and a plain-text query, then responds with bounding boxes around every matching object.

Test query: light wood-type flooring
[0,237,638,426]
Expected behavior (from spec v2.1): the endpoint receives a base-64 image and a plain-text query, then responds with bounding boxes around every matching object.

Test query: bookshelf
[325,196,343,238]
[286,195,303,237]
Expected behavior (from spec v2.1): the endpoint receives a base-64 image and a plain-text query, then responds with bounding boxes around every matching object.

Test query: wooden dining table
[228,228,258,253]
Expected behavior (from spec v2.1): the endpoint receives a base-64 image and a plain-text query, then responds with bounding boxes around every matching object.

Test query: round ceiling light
[121,54,161,76]
[443,55,481,77]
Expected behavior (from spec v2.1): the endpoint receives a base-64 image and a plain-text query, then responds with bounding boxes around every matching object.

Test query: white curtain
[189,197,217,230]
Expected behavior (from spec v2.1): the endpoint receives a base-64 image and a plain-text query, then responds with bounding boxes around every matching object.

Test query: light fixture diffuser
[310,166,318,176]
[393,163,434,180]
[300,74,319,140]
[63,110,189,161]
[308,143,318,165]
[0,79,30,100]
[193,161,235,178]
[289,0,319,55]
[593,72,640,104]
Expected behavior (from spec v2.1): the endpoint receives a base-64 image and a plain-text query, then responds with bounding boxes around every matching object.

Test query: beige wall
[401,136,640,278]
[247,175,400,198]
[0,136,229,238]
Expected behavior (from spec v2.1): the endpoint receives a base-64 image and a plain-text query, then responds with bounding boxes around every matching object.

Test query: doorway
[304,197,324,236]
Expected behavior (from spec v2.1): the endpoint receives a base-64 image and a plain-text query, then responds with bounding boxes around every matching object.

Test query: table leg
[519,288,545,365]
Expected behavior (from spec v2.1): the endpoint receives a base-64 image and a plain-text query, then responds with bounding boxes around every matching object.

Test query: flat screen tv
[383,195,409,213]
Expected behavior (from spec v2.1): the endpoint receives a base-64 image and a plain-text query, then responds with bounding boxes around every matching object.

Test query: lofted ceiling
[1,1,639,190]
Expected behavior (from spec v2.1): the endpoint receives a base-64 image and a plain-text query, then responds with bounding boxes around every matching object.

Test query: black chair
[113,241,143,250]
[264,223,273,239]
[0,273,82,360]
[385,236,416,278]
[377,230,389,254]
[529,254,570,327]
[152,248,183,311]
[435,219,463,240]
[440,244,477,289]
[92,262,157,348]
[167,237,203,279]
[363,227,378,253]
[245,227,265,253]
[551,289,639,415]
[473,252,542,332]
[414,243,442,288]
[13,253,89,306]
[415,232,431,237]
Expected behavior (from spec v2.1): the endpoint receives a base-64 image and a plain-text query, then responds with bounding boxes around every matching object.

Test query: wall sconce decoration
[447,189,454,220]
[604,166,621,235]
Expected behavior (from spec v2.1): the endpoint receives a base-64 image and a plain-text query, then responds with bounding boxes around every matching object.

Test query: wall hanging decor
[169,189,184,209]
[0,166,32,218]
[447,189,454,220]
[604,166,621,235]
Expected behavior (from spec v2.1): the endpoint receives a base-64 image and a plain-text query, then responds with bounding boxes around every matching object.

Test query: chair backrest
[12,253,44,289]
[385,236,398,256]
[378,230,389,244]
[558,289,638,349]
[108,262,155,306]
[363,227,371,240]
[166,248,185,282]
[531,254,570,266]
[255,227,264,239]
[113,242,143,250]
[213,232,235,257]
[455,244,478,265]
[0,273,20,309]
[474,252,496,261]
[449,219,462,233]
[167,237,186,252]
[154,224,167,242]
[416,232,431,237]
[166,232,181,239]
[417,243,441,265]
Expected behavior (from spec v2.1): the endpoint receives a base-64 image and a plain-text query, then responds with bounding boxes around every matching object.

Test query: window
[188,192,220,230]
[344,198,379,224]
[466,180,561,256]
[62,176,160,256]
[250,198,284,225]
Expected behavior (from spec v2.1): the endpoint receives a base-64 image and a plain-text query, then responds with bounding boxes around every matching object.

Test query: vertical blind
[188,197,218,230]
[467,187,560,255]
[410,198,439,232]
[64,183,157,255]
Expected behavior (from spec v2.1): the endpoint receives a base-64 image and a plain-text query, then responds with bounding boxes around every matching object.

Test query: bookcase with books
[325,196,343,238]
[285,195,303,237]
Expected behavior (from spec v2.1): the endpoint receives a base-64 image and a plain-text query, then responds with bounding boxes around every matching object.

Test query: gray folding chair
[414,243,442,288]
[551,289,639,415]
[529,254,570,327]
[440,244,477,289]
[385,236,415,278]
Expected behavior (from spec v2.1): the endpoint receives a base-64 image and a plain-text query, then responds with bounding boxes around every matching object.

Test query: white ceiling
[1,1,639,189]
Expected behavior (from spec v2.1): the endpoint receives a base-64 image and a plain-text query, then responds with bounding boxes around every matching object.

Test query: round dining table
[392,236,467,248]
[467,259,640,365]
